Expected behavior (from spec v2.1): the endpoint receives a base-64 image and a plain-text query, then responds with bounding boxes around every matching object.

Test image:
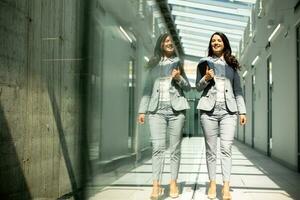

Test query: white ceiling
[167,0,256,58]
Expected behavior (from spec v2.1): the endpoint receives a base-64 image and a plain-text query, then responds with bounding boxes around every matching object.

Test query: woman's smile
[211,34,224,55]
[163,36,175,56]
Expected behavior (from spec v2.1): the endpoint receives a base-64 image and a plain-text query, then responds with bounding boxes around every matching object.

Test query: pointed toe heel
[169,187,179,198]
[150,187,164,199]
[222,189,232,200]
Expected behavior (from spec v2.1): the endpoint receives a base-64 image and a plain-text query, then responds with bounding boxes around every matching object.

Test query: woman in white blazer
[138,33,190,199]
[196,32,247,200]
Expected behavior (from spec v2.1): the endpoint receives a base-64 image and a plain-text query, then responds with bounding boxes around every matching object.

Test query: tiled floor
[88,137,300,200]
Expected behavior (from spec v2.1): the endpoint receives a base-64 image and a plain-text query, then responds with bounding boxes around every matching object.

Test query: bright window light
[179,32,240,47]
[268,24,282,42]
[179,32,210,42]
[181,39,208,47]
[251,56,259,66]
[183,46,206,52]
[175,20,244,35]
[177,25,242,40]
[175,16,245,31]
[184,49,206,57]
[242,70,248,77]
[119,26,133,43]
[144,56,149,62]
[180,34,241,49]
[183,43,238,53]
[234,0,256,3]
[172,10,248,27]
[168,0,251,16]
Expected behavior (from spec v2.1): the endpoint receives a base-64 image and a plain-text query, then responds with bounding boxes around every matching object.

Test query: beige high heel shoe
[169,186,179,198]
[169,180,179,198]
[207,181,216,199]
[222,189,231,200]
[150,186,164,199]
[222,182,232,200]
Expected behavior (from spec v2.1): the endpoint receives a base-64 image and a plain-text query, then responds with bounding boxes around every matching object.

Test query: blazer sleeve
[138,70,153,114]
[233,71,246,114]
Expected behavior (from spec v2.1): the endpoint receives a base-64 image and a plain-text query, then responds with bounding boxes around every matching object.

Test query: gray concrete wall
[0,0,89,199]
[239,0,299,170]
[0,0,180,198]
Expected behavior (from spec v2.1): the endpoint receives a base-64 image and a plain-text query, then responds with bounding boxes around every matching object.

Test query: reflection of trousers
[200,101,237,181]
[149,108,185,181]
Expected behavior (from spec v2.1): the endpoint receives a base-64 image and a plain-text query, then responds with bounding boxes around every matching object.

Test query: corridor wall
[239,0,300,170]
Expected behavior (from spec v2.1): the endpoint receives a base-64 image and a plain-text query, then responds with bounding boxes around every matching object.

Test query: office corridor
[2,0,300,199]
[88,138,300,200]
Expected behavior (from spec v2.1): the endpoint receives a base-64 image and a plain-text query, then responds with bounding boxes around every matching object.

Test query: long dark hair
[146,33,175,69]
[208,32,240,71]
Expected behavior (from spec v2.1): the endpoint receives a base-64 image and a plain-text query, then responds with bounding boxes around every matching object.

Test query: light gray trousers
[200,101,237,181]
[149,106,185,181]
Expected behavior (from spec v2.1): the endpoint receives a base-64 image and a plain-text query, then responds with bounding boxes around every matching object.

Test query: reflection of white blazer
[196,57,246,114]
[138,57,191,114]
